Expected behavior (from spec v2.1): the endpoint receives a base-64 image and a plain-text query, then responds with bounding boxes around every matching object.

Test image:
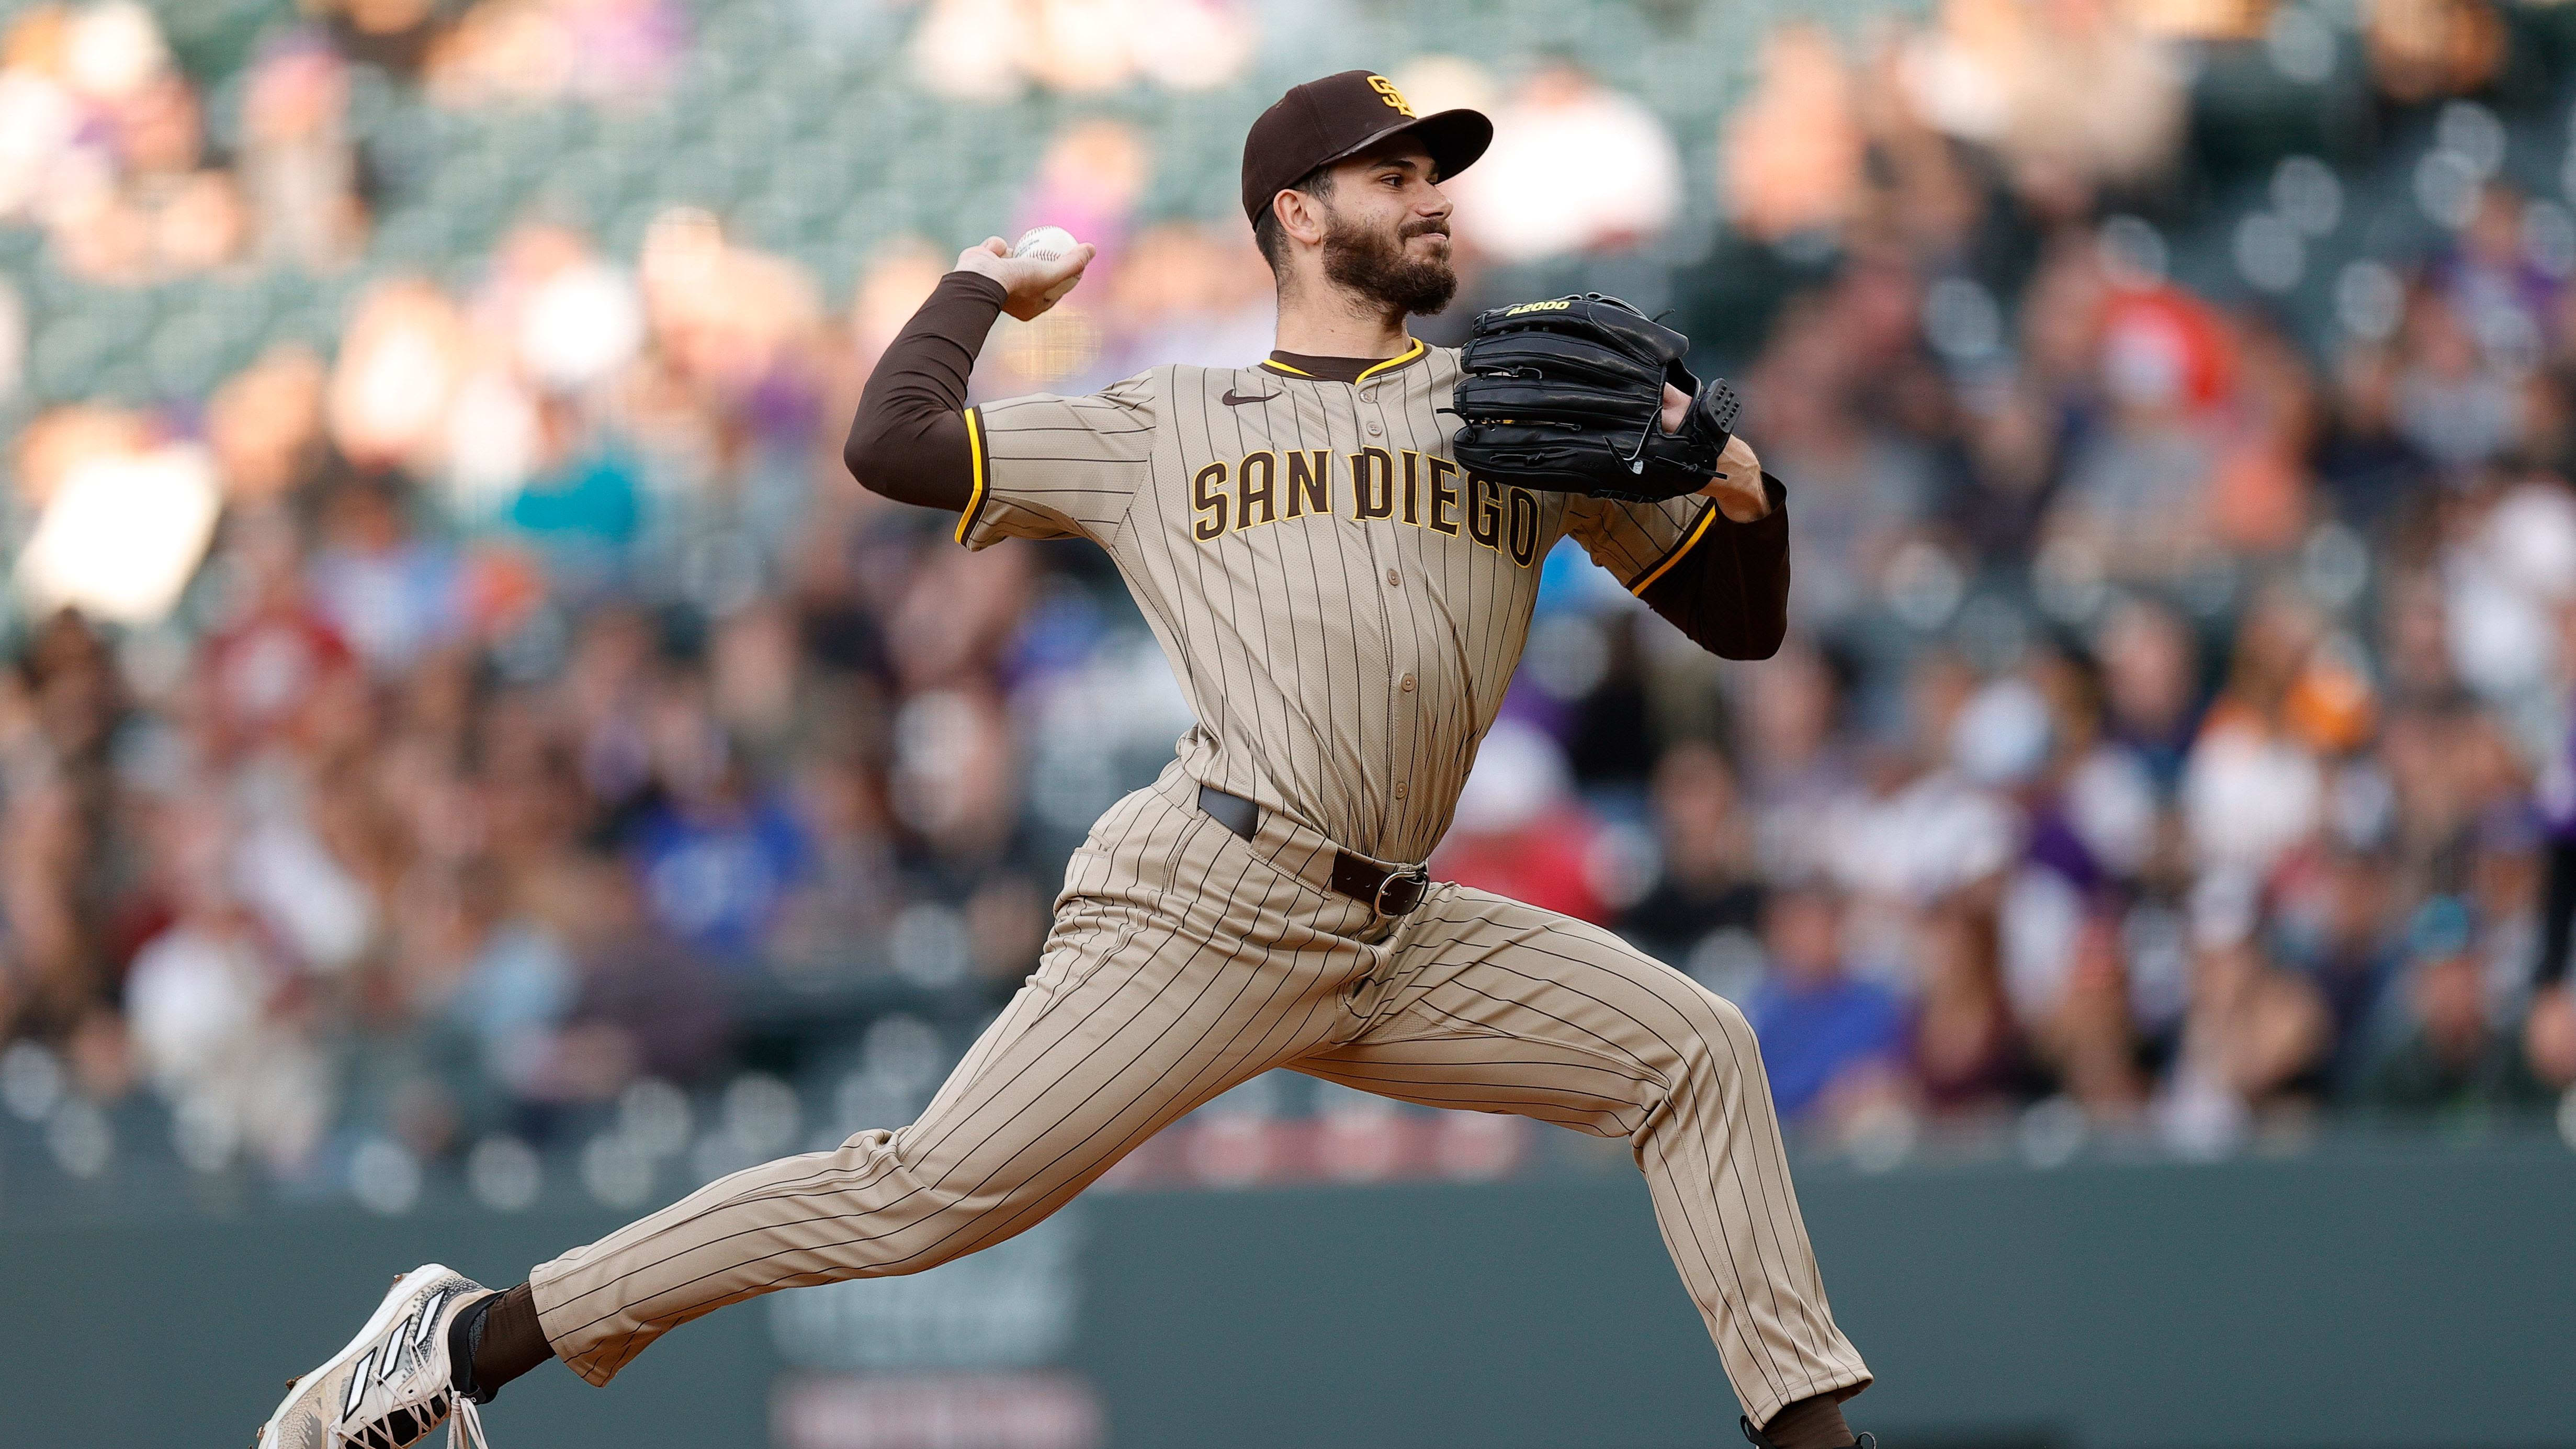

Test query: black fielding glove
[1447,293,1739,504]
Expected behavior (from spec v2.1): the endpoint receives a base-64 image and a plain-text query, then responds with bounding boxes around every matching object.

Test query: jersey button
[1385,569,1400,588]
[1394,781,1408,800]
[1360,389,1378,402]
[1400,673,1416,692]
[1366,420,1383,436]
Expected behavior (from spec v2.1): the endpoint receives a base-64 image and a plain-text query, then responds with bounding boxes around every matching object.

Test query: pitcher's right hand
[954,236,1096,321]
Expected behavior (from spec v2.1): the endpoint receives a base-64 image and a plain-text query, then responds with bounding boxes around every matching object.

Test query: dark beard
[1320,209,1458,316]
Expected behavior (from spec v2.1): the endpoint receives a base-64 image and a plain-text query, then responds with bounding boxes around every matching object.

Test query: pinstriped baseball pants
[527,762,1871,1427]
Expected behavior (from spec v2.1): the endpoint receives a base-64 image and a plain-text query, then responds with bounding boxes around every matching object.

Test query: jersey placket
[1355,375,1426,860]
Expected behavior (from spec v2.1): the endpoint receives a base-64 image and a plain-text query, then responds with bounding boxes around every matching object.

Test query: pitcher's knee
[863,1127,1091,1267]
[1699,992,1758,1059]
[1637,990,1762,1122]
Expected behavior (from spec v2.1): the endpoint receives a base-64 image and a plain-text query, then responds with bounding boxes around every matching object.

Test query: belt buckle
[1374,864,1431,917]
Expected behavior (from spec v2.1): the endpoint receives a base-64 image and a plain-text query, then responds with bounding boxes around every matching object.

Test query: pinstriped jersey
[959,342,1718,864]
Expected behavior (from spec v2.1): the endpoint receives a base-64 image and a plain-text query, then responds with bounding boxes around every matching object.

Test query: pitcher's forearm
[1637,473,1791,659]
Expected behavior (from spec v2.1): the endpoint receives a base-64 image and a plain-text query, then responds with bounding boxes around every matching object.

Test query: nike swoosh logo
[1221,388,1280,407]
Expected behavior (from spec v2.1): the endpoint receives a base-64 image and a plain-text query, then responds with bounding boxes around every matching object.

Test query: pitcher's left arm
[1565,413,1790,661]
[1630,469,1789,661]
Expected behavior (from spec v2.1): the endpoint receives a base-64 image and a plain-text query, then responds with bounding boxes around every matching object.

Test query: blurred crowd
[2,2,359,282]
[3,0,2575,1201]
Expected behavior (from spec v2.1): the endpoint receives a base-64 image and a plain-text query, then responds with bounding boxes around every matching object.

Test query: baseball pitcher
[261,69,1874,1449]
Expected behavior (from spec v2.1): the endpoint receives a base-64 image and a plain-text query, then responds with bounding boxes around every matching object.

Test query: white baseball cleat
[255,1264,493,1449]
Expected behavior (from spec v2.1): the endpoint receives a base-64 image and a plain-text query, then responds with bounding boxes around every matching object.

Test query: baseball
[1012,225,1080,262]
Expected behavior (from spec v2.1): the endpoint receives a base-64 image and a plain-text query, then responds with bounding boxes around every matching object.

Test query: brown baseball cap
[1240,69,1493,228]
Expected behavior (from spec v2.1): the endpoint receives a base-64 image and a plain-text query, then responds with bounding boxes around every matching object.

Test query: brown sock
[451,1283,554,1403]
[1757,1394,1855,1449]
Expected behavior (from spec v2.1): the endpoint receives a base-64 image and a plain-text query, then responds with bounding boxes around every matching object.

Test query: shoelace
[447,1396,489,1449]
[340,1382,488,1449]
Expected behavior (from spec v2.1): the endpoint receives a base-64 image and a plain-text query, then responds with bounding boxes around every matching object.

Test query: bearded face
[1318,198,1458,316]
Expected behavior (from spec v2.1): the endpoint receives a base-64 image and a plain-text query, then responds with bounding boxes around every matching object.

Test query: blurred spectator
[1751,271,1942,625]
[1446,62,1679,264]
[1098,221,1274,375]
[306,474,466,675]
[1832,653,2020,912]
[0,610,128,1039]
[1436,720,1610,926]
[907,0,1253,102]
[1901,0,2184,214]
[1911,896,2033,1112]
[2441,477,2576,707]
[1746,879,1906,1121]
[2393,289,2523,471]
[628,716,811,964]
[331,277,470,473]
[15,429,221,625]
[2167,914,2330,1132]
[1620,741,1766,971]
[2093,598,2202,792]
[1722,24,1867,245]
[1019,119,1150,262]
[768,748,900,976]
[2360,899,2548,1113]
[503,399,644,565]
[423,0,685,110]
[518,853,729,1102]
[2181,588,2331,875]
[846,239,953,378]
[239,38,366,271]
[2047,277,2239,580]
[311,0,444,76]
[0,3,369,284]
[124,798,336,1175]
[2273,843,2402,1087]
[889,685,1019,867]
[208,346,334,504]
[1737,642,1861,884]
[2364,0,2505,104]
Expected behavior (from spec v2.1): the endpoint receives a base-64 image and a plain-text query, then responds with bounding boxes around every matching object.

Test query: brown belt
[1197,784,1431,917]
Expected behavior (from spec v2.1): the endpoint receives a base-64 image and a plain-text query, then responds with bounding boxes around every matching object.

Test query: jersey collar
[1258,338,1428,384]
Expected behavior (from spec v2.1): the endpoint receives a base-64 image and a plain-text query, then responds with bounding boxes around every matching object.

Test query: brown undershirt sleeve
[842,270,1009,513]
[453,1282,553,1402]
[1635,473,1791,661]
[1754,1392,1858,1448]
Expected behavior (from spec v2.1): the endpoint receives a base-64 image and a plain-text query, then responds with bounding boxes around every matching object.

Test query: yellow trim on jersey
[1628,500,1719,596]
[1354,340,1426,383]
[1258,358,1313,377]
[955,406,988,545]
